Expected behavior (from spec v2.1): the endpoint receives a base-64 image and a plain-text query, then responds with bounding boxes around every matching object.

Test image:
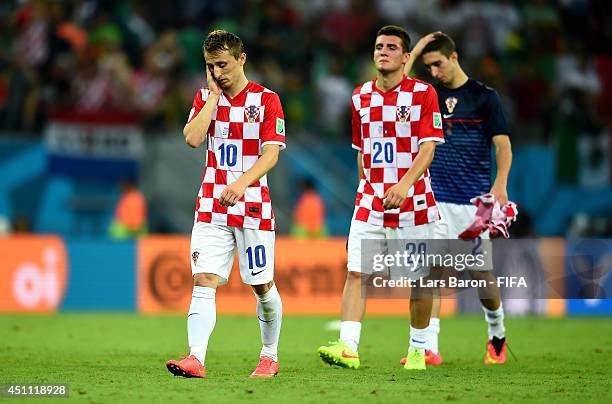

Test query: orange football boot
[166,355,206,378]
[250,356,279,378]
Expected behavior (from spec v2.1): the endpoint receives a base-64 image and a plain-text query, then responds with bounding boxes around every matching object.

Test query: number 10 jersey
[187,81,286,231]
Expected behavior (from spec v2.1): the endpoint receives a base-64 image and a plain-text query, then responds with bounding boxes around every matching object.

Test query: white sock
[483,304,505,339]
[256,285,282,362]
[188,286,216,365]
[339,321,361,352]
[409,326,428,352]
[427,317,440,354]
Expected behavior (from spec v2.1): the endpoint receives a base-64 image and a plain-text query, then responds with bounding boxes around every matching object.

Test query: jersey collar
[224,80,252,104]
[372,75,408,95]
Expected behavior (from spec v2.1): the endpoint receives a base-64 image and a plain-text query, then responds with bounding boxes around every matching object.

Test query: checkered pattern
[187,81,286,231]
[351,77,444,227]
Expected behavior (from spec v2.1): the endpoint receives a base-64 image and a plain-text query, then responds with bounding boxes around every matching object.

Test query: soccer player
[165,30,286,378]
[317,25,445,370]
[400,32,513,365]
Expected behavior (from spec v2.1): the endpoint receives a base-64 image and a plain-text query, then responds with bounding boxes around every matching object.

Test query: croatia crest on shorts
[396,105,410,122]
[245,105,260,123]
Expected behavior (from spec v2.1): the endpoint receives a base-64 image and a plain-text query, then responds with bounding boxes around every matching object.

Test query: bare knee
[251,280,274,296]
[410,284,433,299]
[193,273,220,288]
[346,271,362,284]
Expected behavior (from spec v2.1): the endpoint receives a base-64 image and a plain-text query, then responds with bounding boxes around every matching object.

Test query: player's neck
[446,68,469,89]
[376,70,404,92]
[225,75,249,98]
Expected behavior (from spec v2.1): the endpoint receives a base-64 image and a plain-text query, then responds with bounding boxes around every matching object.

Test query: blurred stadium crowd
[1,0,610,137]
[0,0,611,236]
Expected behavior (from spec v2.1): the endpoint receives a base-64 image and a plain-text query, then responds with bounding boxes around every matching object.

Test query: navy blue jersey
[430,78,510,205]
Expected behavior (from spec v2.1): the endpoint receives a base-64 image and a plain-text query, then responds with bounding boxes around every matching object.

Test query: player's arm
[384,84,443,210]
[219,144,280,207]
[351,97,364,182]
[490,135,512,206]
[183,68,222,148]
[403,32,440,77]
[485,88,512,206]
[357,151,364,181]
[383,141,437,210]
[219,92,285,207]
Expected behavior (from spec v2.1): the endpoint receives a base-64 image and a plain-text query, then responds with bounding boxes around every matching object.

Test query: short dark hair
[422,32,457,58]
[203,30,244,60]
[376,25,411,53]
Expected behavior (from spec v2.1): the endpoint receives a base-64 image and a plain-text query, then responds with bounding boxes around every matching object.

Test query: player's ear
[450,51,459,63]
[402,51,410,64]
[239,52,246,66]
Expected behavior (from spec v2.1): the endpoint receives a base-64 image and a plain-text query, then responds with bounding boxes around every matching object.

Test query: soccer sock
[409,326,428,352]
[256,284,282,362]
[188,286,216,365]
[427,317,440,354]
[483,304,505,339]
[339,321,361,352]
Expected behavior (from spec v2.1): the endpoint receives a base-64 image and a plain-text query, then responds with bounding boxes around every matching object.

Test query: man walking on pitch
[166,30,286,378]
[401,32,513,366]
[318,25,445,370]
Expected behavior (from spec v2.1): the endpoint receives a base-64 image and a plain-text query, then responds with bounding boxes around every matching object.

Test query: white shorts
[190,222,275,285]
[434,201,493,271]
[347,219,436,277]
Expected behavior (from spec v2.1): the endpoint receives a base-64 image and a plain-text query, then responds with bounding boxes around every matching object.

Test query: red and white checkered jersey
[187,81,286,231]
[351,76,444,227]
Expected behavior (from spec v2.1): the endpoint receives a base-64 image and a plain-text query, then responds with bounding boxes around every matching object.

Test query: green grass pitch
[1,314,611,403]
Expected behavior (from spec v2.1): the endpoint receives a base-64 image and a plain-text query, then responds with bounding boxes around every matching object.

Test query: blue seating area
[0,138,120,236]
[1,137,611,236]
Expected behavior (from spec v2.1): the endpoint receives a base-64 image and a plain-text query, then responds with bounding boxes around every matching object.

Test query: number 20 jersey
[187,81,286,231]
[351,76,444,228]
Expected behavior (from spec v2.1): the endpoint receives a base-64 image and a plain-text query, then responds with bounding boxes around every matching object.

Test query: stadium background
[2,1,612,320]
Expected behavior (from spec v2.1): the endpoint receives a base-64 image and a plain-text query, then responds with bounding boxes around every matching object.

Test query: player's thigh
[465,235,493,272]
[439,202,492,271]
[387,222,439,255]
[429,209,453,264]
[347,220,386,274]
[235,228,275,285]
[388,222,436,279]
[191,222,236,285]
[438,202,473,238]
[451,203,493,270]
[439,202,491,239]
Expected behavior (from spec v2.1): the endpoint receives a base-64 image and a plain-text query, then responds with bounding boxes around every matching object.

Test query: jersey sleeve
[186,88,208,124]
[484,89,510,137]
[417,85,445,144]
[261,92,286,150]
[351,93,362,151]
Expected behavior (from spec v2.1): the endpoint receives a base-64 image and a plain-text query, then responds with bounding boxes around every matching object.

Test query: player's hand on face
[412,32,441,57]
[206,67,222,96]
[383,182,409,210]
[219,181,247,207]
[490,184,508,206]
